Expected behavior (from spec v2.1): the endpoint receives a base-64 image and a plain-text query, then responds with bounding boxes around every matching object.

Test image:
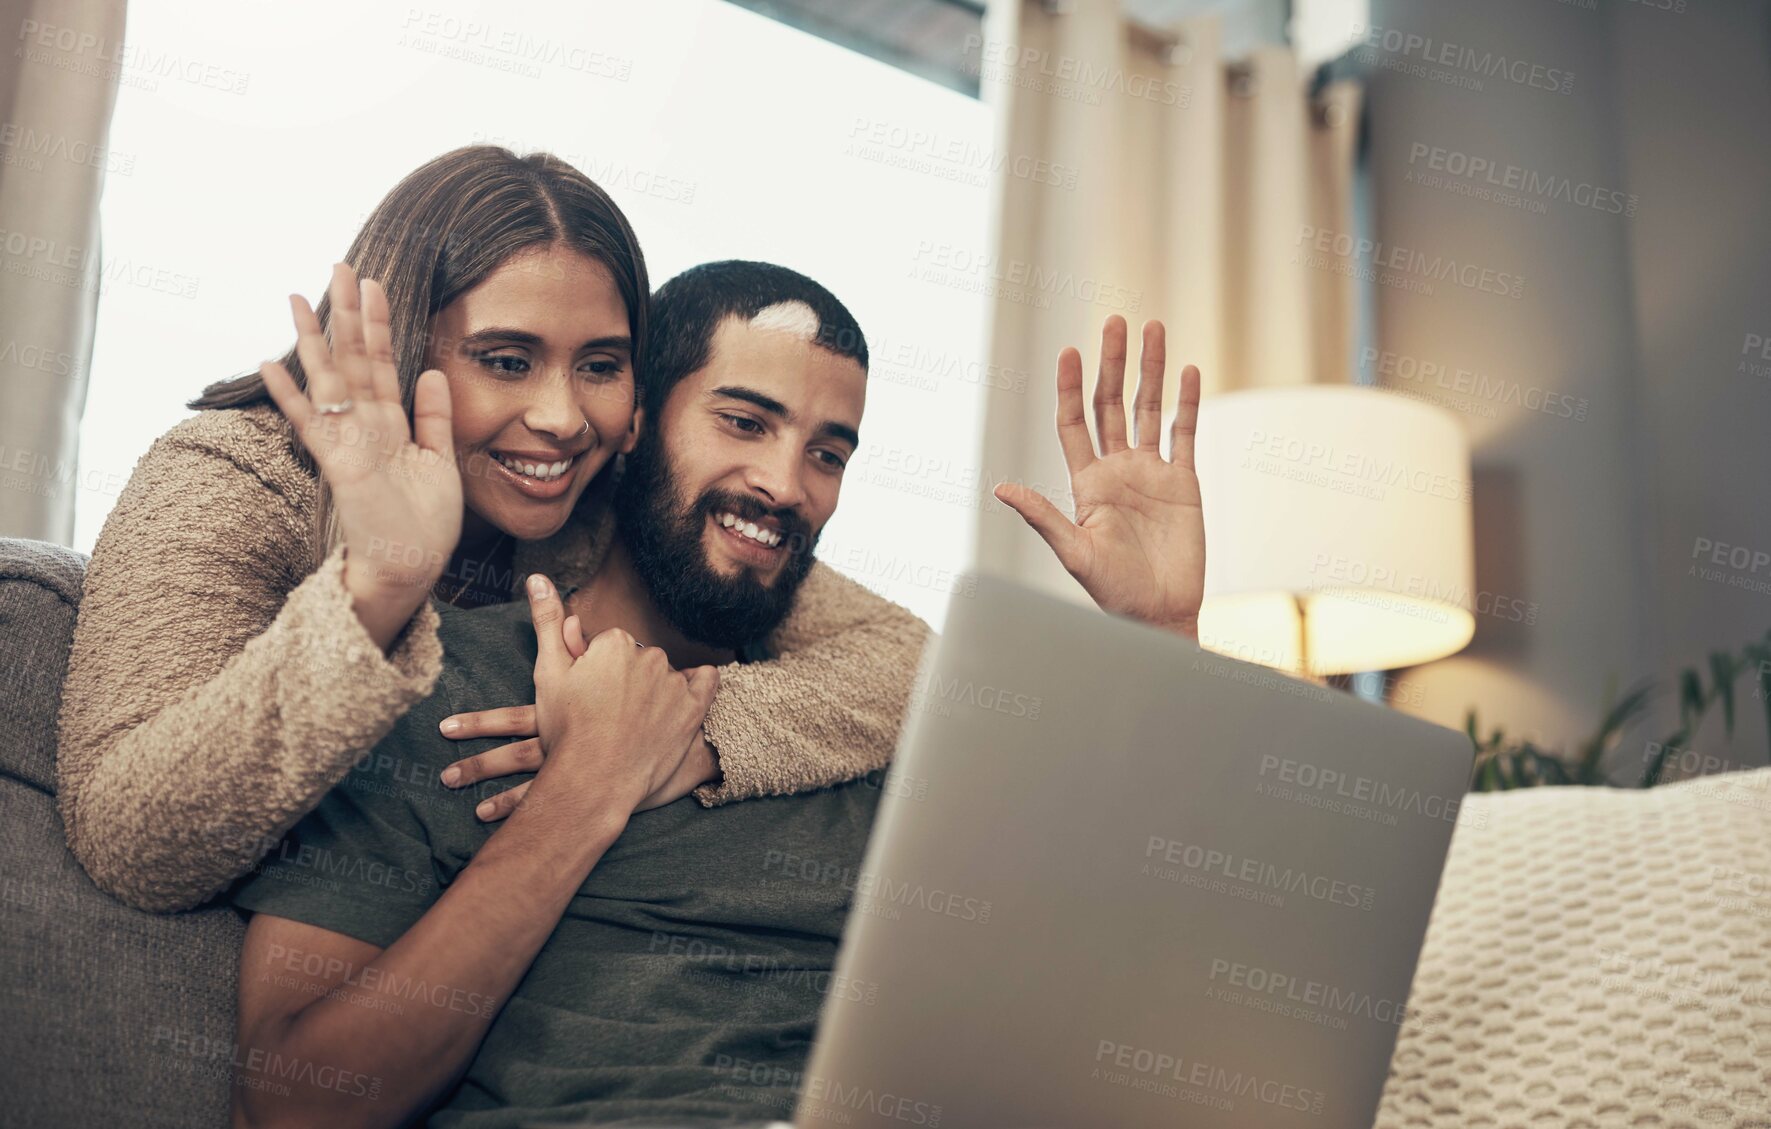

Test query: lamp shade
[1192,386,1476,676]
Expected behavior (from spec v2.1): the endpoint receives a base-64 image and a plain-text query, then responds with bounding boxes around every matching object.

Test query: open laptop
[791,572,1473,1129]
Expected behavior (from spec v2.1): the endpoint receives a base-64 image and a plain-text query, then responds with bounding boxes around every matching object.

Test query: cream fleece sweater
[56,404,930,913]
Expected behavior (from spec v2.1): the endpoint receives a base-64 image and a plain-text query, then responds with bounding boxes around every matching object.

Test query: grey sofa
[4,535,1770,1128]
[0,537,242,1129]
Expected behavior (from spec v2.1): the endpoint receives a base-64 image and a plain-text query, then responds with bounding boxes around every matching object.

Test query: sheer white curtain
[0,0,126,542]
[972,0,1361,601]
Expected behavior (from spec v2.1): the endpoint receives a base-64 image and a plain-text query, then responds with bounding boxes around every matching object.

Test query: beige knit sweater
[56,404,931,913]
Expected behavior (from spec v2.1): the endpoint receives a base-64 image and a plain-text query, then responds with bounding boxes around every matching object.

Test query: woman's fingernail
[439,717,461,735]
[440,766,461,787]
[476,800,495,819]
[529,574,548,598]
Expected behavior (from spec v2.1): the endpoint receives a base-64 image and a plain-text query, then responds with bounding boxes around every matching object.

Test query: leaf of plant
[1642,733,1680,787]
[1710,651,1736,734]
[1679,668,1704,728]
[1759,653,1771,761]
[1579,680,1652,783]
[1540,754,1572,786]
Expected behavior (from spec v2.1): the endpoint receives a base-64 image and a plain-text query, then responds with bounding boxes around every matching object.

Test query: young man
[227,262,1206,1128]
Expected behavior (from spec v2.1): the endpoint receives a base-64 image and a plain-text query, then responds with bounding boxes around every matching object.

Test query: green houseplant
[1465,630,1771,791]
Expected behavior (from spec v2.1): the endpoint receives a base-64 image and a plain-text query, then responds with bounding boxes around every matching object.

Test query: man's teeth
[494,454,572,481]
[714,511,782,548]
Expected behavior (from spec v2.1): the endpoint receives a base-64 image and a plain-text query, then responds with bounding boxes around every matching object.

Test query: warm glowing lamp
[1192,386,1476,677]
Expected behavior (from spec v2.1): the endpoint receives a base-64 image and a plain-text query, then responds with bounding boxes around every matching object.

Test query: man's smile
[711,509,784,548]
[707,509,787,567]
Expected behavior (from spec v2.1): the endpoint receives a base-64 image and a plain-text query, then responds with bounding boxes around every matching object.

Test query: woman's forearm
[344,551,434,653]
[236,778,625,1129]
[61,547,442,911]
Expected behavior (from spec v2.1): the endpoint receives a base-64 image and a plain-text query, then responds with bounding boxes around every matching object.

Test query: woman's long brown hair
[191,145,649,567]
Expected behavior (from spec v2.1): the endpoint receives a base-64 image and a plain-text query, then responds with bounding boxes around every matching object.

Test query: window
[78,0,989,626]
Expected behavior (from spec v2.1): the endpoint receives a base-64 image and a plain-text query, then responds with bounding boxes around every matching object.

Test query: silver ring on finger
[315,399,355,415]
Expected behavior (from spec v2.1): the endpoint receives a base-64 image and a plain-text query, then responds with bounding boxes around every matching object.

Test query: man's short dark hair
[642,260,868,417]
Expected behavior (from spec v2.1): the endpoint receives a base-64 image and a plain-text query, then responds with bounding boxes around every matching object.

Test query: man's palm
[994,318,1206,637]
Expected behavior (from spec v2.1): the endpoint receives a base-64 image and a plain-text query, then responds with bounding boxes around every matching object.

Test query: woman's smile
[486,448,589,499]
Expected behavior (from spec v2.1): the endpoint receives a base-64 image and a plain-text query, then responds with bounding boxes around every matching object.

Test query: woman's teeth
[714,511,782,548]
[494,454,573,481]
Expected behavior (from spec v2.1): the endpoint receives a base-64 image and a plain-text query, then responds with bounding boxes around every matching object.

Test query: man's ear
[622,403,644,455]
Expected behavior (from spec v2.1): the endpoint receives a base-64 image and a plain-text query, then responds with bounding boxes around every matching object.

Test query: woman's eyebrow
[458,327,542,348]
[457,328,632,352]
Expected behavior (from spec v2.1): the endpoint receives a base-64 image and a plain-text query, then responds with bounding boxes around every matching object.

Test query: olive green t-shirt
[230,598,882,1127]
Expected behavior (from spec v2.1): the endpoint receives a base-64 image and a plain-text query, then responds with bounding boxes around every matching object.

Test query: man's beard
[613,430,819,651]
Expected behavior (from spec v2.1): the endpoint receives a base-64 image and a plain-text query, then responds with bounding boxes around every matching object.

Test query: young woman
[54,146,929,914]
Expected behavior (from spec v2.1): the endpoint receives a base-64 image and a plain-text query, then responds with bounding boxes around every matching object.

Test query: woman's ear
[621,403,644,455]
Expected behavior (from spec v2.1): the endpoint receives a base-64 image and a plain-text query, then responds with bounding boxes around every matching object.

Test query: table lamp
[1191,386,1476,678]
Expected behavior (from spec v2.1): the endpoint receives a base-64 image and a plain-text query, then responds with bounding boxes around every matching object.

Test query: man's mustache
[695,490,817,558]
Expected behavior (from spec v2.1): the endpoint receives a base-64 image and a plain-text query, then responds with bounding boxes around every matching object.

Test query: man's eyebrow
[457,328,632,351]
[710,385,791,419]
[711,385,859,448]
[818,421,861,449]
